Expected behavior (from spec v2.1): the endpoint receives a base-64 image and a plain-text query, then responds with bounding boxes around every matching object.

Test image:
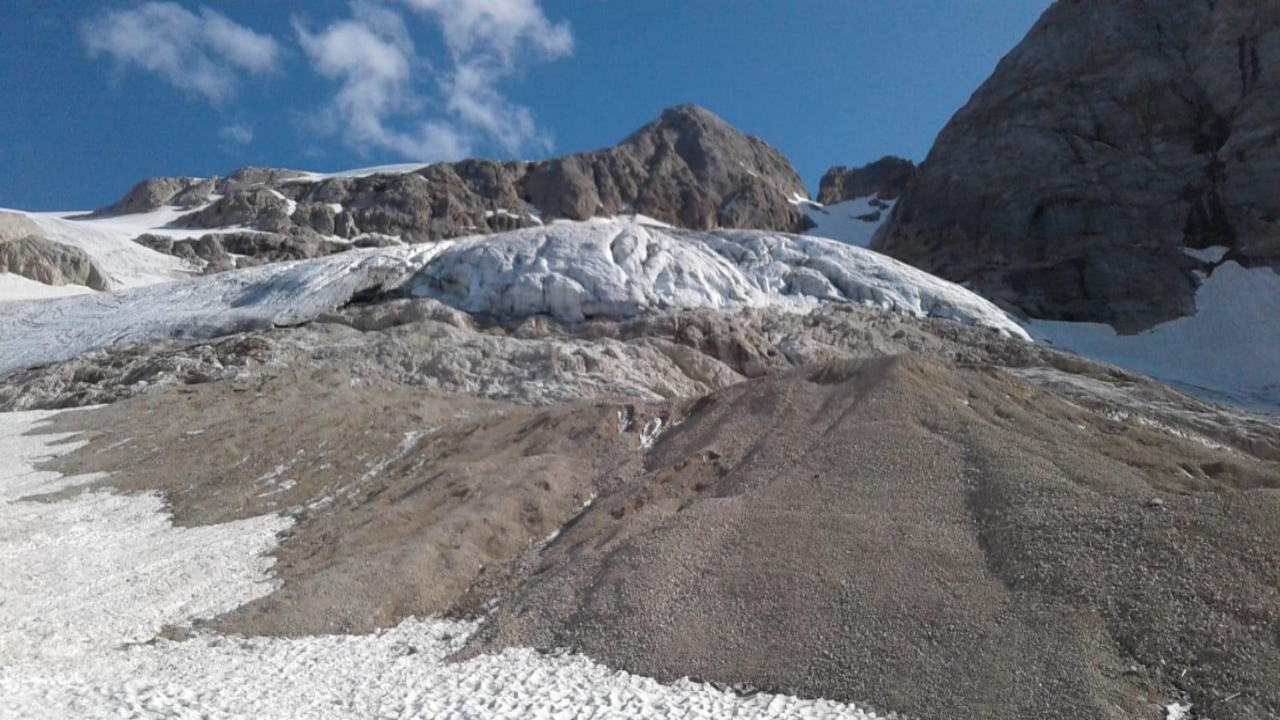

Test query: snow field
[0,409,887,719]
[797,196,895,248]
[1030,261,1280,413]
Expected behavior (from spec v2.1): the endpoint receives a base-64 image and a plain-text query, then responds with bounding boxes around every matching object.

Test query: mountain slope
[875,1,1280,332]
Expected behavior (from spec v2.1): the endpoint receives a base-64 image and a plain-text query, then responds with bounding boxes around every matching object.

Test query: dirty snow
[0,409,886,719]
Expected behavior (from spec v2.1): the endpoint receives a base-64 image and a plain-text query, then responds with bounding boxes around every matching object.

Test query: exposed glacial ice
[0,220,1028,377]
[403,222,1029,336]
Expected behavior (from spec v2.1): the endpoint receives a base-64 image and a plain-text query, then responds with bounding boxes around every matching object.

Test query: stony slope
[875,0,1280,332]
[36,345,1280,720]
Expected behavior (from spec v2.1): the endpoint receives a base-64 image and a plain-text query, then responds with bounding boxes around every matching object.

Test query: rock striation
[875,1,1280,332]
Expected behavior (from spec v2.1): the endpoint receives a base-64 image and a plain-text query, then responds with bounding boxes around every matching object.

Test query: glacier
[0,220,1028,378]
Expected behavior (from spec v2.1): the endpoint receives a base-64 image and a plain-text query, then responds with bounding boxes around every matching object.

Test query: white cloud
[297,0,572,160]
[220,124,255,145]
[82,2,280,104]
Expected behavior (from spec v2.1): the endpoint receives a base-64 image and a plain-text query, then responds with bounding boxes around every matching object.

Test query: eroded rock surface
[875,1,1280,331]
[0,234,114,290]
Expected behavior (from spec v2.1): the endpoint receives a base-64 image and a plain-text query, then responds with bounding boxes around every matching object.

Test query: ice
[0,220,1028,379]
[404,221,1029,338]
[0,245,439,377]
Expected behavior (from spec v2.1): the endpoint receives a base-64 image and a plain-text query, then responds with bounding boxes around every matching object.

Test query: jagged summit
[88,105,811,244]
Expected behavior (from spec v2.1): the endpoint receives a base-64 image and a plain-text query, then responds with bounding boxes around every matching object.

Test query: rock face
[875,1,1280,332]
[817,156,916,205]
[95,106,812,244]
[522,104,810,231]
[92,177,215,217]
[0,235,114,290]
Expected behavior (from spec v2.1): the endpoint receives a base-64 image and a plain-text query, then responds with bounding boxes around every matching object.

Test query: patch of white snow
[1030,261,1280,412]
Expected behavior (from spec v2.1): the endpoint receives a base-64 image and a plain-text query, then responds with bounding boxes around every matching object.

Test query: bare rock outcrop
[91,177,214,217]
[0,235,114,290]
[105,106,811,243]
[875,1,1280,332]
[522,104,811,231]
[817,156,916,205]
[134,231,353,274]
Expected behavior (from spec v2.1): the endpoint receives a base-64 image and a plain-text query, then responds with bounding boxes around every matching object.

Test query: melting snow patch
[1183,246,1230,264]
[3,615,889,720]
[0,410,289,665]
[1166,698,1193,720]
[802,196,895,248]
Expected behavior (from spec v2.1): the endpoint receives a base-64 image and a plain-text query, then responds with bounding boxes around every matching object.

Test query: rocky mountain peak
[874,0,1280,332]
[817,157,917,205]
[92,105,812,255]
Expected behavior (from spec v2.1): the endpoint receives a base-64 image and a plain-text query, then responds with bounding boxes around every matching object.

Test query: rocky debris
[129,105,809,242]
[34,347,1280,720]
[134,231,354,273]
[0,335,275,410]
[875,1,1280,332]
[817,156,917,205]
[91,177,214,217]
[0,235,114,290]
[460,356,1280,720]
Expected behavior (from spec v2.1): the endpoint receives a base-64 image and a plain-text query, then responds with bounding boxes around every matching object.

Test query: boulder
[874,1,1280,332]
[0,235,114,290]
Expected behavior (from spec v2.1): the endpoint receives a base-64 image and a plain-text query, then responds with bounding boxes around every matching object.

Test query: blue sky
[1,1,1051,211]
